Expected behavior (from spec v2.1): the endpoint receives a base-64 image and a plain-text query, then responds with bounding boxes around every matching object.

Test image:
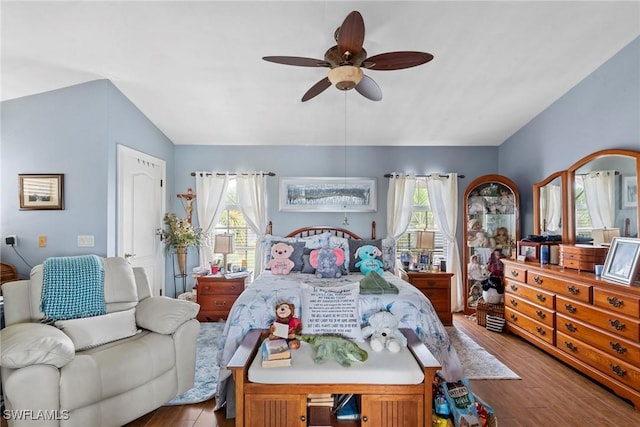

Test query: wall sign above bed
[279,177,377,212]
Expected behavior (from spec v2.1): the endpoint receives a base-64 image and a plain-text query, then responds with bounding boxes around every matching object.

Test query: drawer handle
[608,319,626,331]
[510,284,518,292]
[536,310,546,319]
[510,299,518,307]
[509,313,518,321]
[534,276,543,285]
[536,293,546,303]
[609,364,627,377]
[510,270,519,277]
[564,303,576,314]
[567,285,579,295]
[610,342,627,355]
[564,341,577,351]
[606,296,623,308]
[214,301,227,307]
[536,327,546,336]
[564,323,577,333]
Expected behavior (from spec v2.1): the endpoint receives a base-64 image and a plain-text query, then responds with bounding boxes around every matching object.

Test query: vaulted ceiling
[2,1,638,146]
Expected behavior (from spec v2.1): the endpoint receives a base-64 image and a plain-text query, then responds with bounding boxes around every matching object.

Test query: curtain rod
[384,173,465,179]
[190,172,276,177]
[575,171,619,176]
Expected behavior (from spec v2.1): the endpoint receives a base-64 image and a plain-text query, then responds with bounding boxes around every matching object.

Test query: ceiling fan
[263,11,434,102]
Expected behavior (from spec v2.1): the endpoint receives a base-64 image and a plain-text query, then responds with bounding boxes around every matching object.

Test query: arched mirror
[533,171,568,241]
[567,149,639,244]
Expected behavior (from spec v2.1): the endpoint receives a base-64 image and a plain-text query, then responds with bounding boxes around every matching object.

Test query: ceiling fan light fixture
[328,66,363,90]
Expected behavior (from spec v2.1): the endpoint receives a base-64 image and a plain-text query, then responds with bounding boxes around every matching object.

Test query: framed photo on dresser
[602,237,640,286]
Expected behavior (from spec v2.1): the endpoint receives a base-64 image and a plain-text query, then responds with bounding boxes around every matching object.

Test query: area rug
[446,326,520,380]
[165,321,226,405]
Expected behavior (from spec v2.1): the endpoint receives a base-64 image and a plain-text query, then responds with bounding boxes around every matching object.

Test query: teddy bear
[354,244,384,275]
[269,301,303,349]
[309,247,344,278]
[267,242,295,275]
[361,311,407,353]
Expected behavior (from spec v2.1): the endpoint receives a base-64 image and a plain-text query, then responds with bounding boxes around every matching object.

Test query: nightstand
[403,271,453,326]
[196,275,246,321]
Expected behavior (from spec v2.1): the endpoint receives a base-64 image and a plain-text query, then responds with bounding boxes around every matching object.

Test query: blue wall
[500,36,640,235]
[1,80,174,279]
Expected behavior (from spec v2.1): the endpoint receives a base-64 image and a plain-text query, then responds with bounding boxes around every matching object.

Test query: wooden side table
[403,271,453,326]
[196,275,246,321]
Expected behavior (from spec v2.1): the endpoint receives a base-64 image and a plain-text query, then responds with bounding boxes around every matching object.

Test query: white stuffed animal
[361,311,407,353]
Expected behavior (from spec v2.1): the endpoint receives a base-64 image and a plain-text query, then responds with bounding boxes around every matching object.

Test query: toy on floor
[361,311,407,353]
[296,334,368,367]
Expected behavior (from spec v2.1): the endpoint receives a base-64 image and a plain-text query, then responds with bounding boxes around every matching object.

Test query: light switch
[38,235,47,247]
[77,235,95,247]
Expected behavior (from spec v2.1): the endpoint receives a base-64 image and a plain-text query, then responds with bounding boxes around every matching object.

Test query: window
[396,179,448,265]
[211,179,257,271]
[574,176,593,239]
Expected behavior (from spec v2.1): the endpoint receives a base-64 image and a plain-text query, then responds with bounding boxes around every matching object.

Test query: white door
[117,145,166,296]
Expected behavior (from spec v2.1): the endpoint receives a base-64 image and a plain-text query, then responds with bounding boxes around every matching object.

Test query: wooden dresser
[502,259,640,410]
[196,275,246,321]
[403,271,453,326]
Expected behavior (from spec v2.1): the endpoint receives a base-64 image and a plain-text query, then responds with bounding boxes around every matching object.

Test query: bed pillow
[348,239,383,272]
[301,253,316,274]
[381,238,397,272]
[300,282,363,342]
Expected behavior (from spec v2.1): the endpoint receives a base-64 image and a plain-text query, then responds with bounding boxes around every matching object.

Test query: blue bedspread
[41,255,106,320]
[214,271,463,410]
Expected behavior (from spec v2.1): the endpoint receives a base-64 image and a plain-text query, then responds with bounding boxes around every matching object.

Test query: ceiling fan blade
[363,51,434,70]
[355,75,382,101]
[302,77,332,102]
[263,56,330,68]
[337,11,365,58]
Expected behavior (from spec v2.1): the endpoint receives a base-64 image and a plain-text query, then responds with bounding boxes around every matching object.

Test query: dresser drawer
[198,309,231,322]
[505,280,555,310]
[527,272,591,304]
[505,294,554,327]
[556,296,640,342]
[505,307,554,344]
[197,279,244,295]
[420,287,449,307]
[504,265,527,282]
[593,288,640,318]
[410,277,450,289]
[557,313,640,365]
[557,331,640,390]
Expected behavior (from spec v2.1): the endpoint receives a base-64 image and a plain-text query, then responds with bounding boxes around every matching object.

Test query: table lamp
[591,228,620,246]
[214,233,235,273]
[416,230,435,271]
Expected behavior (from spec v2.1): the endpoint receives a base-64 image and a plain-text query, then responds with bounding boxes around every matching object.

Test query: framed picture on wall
[621,175,638,208]
[279,177,376,212]
[18,174,64,210]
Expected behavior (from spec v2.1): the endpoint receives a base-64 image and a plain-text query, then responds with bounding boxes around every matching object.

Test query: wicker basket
[476,297,505,327]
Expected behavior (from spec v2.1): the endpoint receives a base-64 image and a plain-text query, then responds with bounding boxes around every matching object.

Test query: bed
[214,224,463,415]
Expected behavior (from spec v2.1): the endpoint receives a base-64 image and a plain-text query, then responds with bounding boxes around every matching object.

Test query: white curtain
[237,172,269,275]
[583,170,616,229]
[386,174,417,240]
[195,172,230,267]
[541,184,562,233]
[426,173,463,312]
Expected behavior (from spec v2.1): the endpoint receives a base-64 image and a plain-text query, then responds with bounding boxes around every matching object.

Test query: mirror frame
[567,148,640,244]
[533,170,568,242]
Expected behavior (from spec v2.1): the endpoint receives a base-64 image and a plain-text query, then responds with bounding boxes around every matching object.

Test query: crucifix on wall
[177,188,197,224]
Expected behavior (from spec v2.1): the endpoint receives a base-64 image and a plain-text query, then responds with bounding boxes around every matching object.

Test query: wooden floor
[6,313,634,427]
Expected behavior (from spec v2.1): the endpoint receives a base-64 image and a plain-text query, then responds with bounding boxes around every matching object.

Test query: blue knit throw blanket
[41,255,106,320]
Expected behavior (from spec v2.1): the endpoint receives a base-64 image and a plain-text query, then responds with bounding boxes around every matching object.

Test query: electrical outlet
[5,235,17,246]
[38,235,47,247]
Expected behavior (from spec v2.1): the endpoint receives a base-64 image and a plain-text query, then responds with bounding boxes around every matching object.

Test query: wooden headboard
[265,221,376,240]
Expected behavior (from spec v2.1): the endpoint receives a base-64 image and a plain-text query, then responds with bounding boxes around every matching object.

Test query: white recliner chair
[0,257,200,427]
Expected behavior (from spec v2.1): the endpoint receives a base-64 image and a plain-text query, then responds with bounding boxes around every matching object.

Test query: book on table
[261,339,291,368]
